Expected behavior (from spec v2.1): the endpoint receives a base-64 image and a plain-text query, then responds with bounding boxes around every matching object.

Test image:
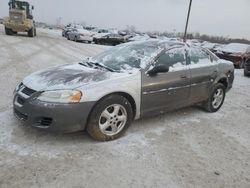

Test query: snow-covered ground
[0,24,250,188]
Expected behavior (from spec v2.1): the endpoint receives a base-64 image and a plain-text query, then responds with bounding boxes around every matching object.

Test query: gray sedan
[13,40,234,141]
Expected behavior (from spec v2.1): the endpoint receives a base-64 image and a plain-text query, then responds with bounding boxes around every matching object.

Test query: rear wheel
[5,27,13,35]
[34,28,37,36]
[28,27,34,37]
[87,95,133,141]
[244,69,250,77]
[203,83,226,112]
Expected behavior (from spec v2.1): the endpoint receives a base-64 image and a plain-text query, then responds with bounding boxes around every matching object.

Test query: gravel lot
[0,24,250,188]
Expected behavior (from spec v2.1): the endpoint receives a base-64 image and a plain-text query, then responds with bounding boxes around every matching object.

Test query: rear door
[141,47,191,116]
[187,47,219,104]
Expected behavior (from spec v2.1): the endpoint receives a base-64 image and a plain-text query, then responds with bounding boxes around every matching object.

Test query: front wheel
[34,28,37,36]
[87,95,133,141]
[5,27,13,35]
[203,83,226,112]
[28,27,34,37]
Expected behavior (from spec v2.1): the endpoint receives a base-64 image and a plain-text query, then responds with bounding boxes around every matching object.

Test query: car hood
[23,63,128,91]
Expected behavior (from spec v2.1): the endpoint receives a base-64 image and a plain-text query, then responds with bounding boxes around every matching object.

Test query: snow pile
[38,28,62,38]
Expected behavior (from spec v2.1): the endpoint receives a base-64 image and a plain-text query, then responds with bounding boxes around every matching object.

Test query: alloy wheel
[212,88,224,109]
[99,104,127,136]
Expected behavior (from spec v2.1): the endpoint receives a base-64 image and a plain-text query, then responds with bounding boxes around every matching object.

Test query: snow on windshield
[91,41,162,72]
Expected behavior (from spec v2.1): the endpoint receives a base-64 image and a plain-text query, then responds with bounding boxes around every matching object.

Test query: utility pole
[183,0,193,42]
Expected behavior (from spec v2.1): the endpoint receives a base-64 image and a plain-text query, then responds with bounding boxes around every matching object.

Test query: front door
[141,47,191,117]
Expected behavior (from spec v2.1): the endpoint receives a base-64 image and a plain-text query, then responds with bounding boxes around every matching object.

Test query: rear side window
[188,47,210,64]
[155,48,186,70]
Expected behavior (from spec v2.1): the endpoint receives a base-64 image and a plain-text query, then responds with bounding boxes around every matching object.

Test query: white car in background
[67,28,94,43]
[128,34,150,42]
[91,28,110,39]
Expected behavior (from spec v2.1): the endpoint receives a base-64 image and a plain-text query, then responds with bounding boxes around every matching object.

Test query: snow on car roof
[126,39,185,48]
[218,43,250,54]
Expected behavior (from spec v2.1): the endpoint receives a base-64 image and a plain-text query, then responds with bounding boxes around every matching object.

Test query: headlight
[14,82,23,93]
[37,90,82,103]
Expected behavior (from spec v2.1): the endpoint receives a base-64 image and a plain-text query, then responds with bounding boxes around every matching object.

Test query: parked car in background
[94,33,127,45]
[62,26,74,38]
[67,28,94,43]
[128,34,150,42]
[13,40,234,141]
[215,43,250,68]
[84,26,97,31]
[244,58,250,76]
[201,42,222,53]
[187,39,203,46]
[62,24,84,38]
[91,28,110,39]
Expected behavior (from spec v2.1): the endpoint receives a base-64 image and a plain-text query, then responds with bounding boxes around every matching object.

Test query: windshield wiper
[79,60,118,72]
[89,62,118,72]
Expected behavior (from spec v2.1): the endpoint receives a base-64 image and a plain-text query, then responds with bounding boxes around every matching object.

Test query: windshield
[91,41,161,72]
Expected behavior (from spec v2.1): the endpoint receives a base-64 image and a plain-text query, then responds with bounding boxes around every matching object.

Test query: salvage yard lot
[0,24,250,188]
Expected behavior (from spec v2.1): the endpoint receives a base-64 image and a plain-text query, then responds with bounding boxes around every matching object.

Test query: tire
[28,27,34,37]
[244,69,250,77]
[67,35,70,40]
[5,27,13,35]
[203,83,226,113]
[87,95,133,141]
[74,36,77,42]
[34,28,37,36]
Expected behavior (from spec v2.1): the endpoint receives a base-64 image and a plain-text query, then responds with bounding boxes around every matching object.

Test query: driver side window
[155,48,186,72]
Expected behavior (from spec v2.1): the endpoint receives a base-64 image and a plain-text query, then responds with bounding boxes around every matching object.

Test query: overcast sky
[1,0,249,39]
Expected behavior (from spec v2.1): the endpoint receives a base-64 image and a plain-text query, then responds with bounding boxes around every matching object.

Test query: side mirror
[147,65,169,76]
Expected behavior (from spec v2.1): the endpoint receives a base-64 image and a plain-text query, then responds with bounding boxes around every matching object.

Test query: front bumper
[13,87,95,133]
[4,21,32,32]
[79,35,93,42]
[227,71,234,91]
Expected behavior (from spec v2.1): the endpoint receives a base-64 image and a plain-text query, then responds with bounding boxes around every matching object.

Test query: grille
[21,86,36,96]
[39,117,53,127]
[9,10,25,22]
[14,108,28,121]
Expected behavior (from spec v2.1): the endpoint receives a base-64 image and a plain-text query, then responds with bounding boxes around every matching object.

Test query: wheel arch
[87,92,137,126]
[217,76,228,89]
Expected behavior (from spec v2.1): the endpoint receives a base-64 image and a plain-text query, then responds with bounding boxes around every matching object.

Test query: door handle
[180,75,187,79]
